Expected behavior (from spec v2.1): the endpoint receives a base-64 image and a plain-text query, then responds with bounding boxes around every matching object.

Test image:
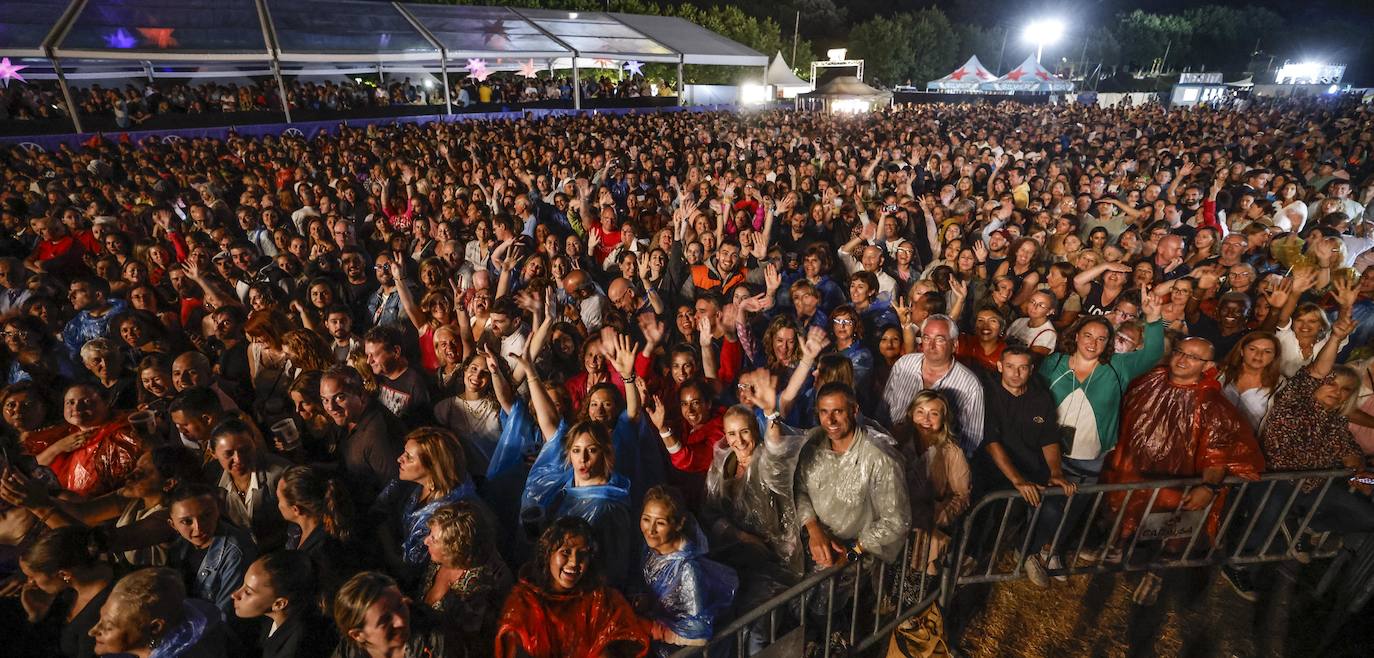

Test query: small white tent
[981,55,1073,93]
[927,55,997,91]
[766,51,809,98]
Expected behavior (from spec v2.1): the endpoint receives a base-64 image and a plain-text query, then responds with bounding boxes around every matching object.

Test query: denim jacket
[172,523,257,615]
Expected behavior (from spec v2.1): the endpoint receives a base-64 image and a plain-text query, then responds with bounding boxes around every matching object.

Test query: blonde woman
[902,390,971,575]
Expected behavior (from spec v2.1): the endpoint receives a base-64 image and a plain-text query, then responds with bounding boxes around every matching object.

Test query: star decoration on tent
[518,59,539,78]
[466,58,490,82]
[592,58,612,68]
[0,58,27,86]
[1036,70,1051,80]
[104,29,137,49]
[137,27,178,49]
[481,20,511,48]
[949,68,968,80]
[623,60,644,77]
[1005,69,1027,81]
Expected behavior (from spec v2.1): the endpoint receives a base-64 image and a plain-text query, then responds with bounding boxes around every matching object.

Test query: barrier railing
[670,529,940,657]
[943,468,1354,606]
[673,469,1360,657]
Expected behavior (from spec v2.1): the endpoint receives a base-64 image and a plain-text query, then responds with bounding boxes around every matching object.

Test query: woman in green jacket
[1037,287,1165,481]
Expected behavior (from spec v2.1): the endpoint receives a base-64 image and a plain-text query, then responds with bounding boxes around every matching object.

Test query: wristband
[621,374,636,384]
[659,428,673,439]
[765,411,781,424]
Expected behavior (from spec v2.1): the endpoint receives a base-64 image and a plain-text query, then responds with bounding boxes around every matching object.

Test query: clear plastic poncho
[702,410,808,572]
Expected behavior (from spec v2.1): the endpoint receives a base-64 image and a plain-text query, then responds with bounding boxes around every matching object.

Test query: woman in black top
[277,465,362,595]
[17,526,115,658]
[231,551,336,658]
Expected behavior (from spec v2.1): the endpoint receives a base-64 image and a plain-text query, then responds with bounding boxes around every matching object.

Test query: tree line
[417,0,1371,86]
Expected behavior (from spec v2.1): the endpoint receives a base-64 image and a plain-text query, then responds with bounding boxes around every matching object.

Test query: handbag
[885,603,952,658]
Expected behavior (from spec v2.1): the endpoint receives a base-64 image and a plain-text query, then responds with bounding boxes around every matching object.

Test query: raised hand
[1292,266,1320,294]
[1332,272,1359,309]
[1333,317,1357,340]
[647,394,667,429]
[1263,277,1293,309]
[1141,285,1163,323]
[641,316,666,348]
[738,293,769,314]
[697,315,714,347]
[800,325,831,361]
[890,295,912,325]
[764,262,782,294]
[1104,260,1134,273]
[609,333,639,377]
[742,369,780,416]
[972,239,988,262]
[948,277,968,301]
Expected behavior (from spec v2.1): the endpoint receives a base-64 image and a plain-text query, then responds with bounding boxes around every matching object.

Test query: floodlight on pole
[1024,19,1065,63]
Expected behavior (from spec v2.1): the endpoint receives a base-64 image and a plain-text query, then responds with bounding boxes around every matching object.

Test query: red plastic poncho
[495,578,650,658]
[1102,367,1264,540]
[23,417,143,497]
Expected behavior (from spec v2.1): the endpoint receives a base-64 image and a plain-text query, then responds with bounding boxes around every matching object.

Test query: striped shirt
[880,353,986,456]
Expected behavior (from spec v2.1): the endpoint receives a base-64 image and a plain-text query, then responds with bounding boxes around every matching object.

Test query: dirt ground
[944,562,1369,658]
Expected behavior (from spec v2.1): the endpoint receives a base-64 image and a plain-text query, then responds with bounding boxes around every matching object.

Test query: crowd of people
[1,74,675,126]
[0,96,1372,658]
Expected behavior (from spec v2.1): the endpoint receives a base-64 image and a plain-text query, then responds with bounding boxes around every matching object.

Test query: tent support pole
[271,60,292,124]
[50,56,83,134]
[572,59,581,110]
[677,60,684,106]
[440,58,453,116]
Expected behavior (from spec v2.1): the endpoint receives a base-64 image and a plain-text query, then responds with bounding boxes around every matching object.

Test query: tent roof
[0,0,72,58]
[53,0,272,62]
[3,1,764,71]
[932,55,996,84]
[266,0,436,63]
[801,75,891,99]
[398,4,571,61]
[766,51,807,87]
[609,13,764,67]
[514,8,676,63]
[984,54,1072,91]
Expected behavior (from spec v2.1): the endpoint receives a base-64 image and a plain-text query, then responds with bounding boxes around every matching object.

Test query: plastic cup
[128,410,157,437]
[271,418,301,452]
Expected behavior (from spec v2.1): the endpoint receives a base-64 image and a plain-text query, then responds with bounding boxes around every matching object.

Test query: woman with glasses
[829,304,873,397]
[2,314,77,388]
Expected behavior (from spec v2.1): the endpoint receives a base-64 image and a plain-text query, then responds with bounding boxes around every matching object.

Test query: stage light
[1023,19,1065,63]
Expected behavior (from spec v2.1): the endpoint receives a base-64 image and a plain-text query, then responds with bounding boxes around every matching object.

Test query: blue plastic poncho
[520,413,639,586]
[384,477,478,565]
[641,523,739,644]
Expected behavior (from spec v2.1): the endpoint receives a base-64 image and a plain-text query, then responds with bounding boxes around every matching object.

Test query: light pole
[1023,19,1065,64]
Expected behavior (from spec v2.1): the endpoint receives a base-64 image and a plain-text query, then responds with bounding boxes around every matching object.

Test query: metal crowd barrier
[942,468,1355,606]
[671,529,941,657]
[674,468,1363,657]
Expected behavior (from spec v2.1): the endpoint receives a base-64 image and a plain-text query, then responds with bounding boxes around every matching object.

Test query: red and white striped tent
[926,55,997,91]
[981,54,1073,92]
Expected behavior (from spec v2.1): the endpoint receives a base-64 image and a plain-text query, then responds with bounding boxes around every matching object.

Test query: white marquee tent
[980,54,1073,93]
[765,51,808,98]
[927,55,997,91]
